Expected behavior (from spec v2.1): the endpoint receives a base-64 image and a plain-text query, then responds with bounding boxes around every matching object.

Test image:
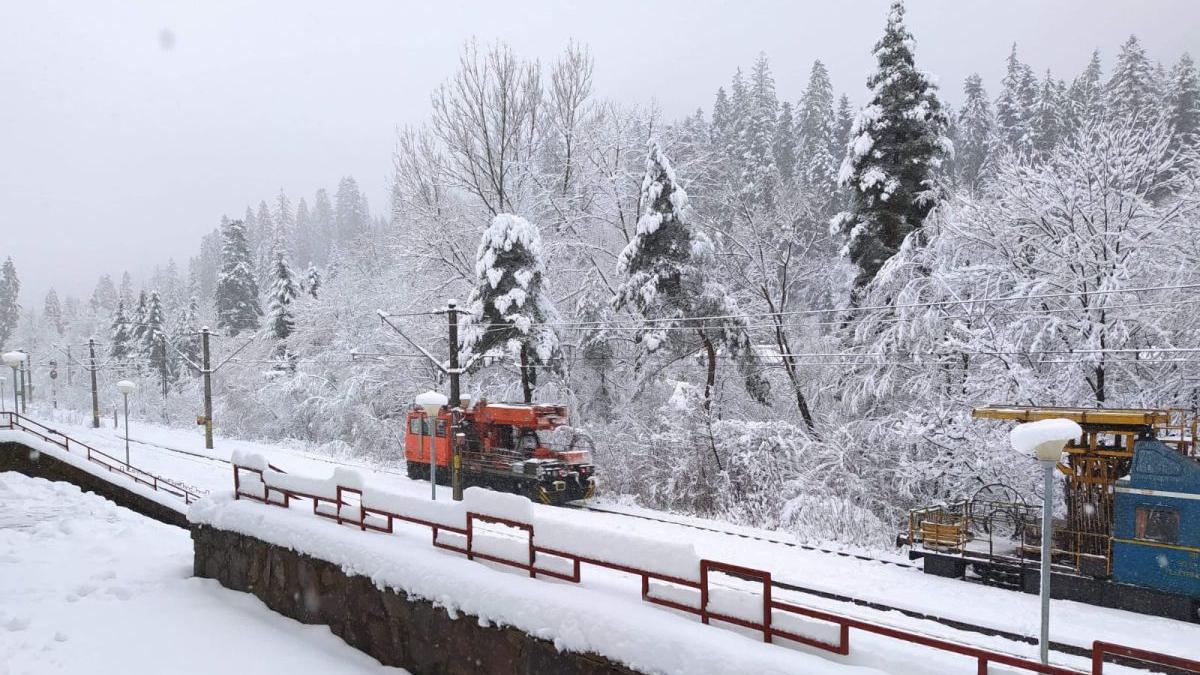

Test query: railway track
[568,502,916,568]
[110,433,1191,673]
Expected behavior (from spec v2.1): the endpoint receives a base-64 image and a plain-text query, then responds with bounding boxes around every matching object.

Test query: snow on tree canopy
[612,139,769,406]
[215,218,262,337]
[462,213,561,402]
[830,0,951,291]
[268,241,299,343]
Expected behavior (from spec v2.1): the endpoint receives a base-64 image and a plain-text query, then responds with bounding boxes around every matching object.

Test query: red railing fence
[230,459,1200,675]
[1,411,202,504]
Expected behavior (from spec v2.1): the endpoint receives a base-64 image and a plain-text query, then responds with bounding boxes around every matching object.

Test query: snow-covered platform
[0,472,402,674]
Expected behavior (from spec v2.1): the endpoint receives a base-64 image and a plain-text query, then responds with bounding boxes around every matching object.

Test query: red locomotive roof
[470,401,568,429]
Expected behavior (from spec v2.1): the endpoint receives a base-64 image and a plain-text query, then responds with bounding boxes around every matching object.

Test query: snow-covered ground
[8,409,1200,674]
[0,471,403,675]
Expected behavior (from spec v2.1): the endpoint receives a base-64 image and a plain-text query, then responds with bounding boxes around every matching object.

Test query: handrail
[1093,641,1200,674]
[1,412,203,505]
[230,459,1200,675]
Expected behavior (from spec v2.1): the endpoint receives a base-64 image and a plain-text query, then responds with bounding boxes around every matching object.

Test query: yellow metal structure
[970,405,1196,560]
[971,406,1172,428]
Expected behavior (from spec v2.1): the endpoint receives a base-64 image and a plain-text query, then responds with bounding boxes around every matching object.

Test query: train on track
[903,406,1200,622]
[404,399,596,505]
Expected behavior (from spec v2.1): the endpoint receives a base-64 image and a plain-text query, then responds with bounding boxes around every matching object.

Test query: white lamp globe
[2,351,26,368]
[415,390,448,418]
[1009,418,1082,463]
[117,380,137,395]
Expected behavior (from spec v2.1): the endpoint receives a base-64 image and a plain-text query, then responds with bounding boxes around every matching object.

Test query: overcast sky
[2,0,1197,307]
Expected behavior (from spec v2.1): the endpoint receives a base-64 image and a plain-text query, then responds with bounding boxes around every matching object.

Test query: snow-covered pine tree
[773,101,797,181]
[461,213,561,403]
[90,274,118,314]
[292,197,312,268]
[118,271,133,305]
[612,140,768,412]
[995,44,1037,155]
[797,60,839,199]
[1108,35,1158,122]
[267,239,298,344]
[0,257,20,349]
[831,0,951,291]
[955,74,996,192]
[740,54,779,204]
[130,290,149,368]
[215,218,262,336]
[144,290,171,397]
[335,176,367,242]
[1066,49,1105,134]
[274,190,293,240]
[303,265,321,299]
[42,288,64,335]
[175,296,202,375]
[310,188,335,266]
[1167,53,1200,152]
[711,86,731,143]
[250,200,275,281]
[721,68,751,169]
[109,300,132,361]
[834,94,854,148]
[1030,70,1067,158]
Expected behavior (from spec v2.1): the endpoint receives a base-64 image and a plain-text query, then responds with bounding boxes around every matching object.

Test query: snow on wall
[462,485,532,524]
[360,488,466,530]
[189,491,876,675]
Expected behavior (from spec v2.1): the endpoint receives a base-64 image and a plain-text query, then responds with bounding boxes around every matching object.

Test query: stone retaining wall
[192,524,640,675]
[0,440,187,527]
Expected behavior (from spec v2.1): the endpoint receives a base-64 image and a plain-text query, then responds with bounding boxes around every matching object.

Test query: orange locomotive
[403,399,596,505]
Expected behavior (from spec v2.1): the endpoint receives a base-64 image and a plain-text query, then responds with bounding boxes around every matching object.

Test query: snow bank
[231,449,268,471]
[0,472,396,675]
[360,487,466,530]
[535,518,701,583]
[188,492,873,675]
[264,469,333,498]
[0,429,185,512]
[1009,419,1082,456]
[463,485,531,523]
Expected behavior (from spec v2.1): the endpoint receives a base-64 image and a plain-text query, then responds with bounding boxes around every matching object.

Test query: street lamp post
[0,376,6,413]
[415,390,449,501]
[2,352,27,414]
[1009,418,1081,666]
[117,380,136,466]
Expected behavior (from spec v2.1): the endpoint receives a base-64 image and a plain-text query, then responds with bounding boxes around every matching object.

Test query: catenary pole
[88,338,100,428]
[18,358,27,413]
[1039,460,1054,664]
[201,327,213,450]
[448,299,463,501]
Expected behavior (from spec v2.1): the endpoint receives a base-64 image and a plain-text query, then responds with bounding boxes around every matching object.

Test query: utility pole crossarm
[377,310,450,373]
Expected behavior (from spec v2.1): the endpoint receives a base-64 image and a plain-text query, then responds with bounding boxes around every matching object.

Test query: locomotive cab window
[408,418,447,436]
[1134,506,1180,544]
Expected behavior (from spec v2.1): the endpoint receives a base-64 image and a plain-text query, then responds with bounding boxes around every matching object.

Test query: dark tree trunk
[696,329,723,471]
[697,329,717,413]
[520,344,534,403]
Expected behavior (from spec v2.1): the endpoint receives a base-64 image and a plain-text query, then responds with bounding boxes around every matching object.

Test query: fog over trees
[5,1,1200,546]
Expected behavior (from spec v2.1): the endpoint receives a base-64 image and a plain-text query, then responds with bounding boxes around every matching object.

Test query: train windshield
[519,431,540,451]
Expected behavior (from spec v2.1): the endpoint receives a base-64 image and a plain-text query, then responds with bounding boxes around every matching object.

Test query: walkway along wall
[0,439,187,528]
[191,524,639,675]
